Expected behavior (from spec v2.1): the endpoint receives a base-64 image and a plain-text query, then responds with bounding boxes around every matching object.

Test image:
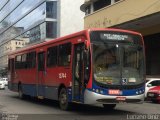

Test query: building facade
[81,0,160,76]
[0,0,84,74]
[0,39,28,69]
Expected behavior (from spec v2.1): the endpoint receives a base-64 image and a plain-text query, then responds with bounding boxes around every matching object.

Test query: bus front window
[122,45,144,85]
[93,43,121,85]
[92,43,144,86]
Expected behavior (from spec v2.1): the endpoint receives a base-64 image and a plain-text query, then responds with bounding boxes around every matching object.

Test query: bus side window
[38,52,45,71]
[27,52,36,69]
[75,53,80,79]
[15,55,22,69]
[47,46,58,67]
[58,43,71,66]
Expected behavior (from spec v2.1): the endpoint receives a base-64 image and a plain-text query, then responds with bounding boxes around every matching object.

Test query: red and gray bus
[8,28,145,110]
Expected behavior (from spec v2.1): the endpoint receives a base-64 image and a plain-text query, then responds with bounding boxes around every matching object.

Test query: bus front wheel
[103,104,116,110]
[59,88,70,110]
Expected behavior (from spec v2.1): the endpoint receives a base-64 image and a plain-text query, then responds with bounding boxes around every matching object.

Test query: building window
[115,0,120,2]
[16,47,21,49]
[46,1,57,19]
[46,21,57,38]
[47,46,57,67]
[58,43,71,66]
[29,26,41,42]
[85,5,91,15]
[93,0,111,11]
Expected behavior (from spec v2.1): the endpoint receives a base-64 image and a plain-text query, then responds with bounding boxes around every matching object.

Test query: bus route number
[59,73,67,79]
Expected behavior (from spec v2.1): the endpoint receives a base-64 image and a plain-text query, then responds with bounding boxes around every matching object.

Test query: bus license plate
[148,93,154,97]
[116,97,126,101]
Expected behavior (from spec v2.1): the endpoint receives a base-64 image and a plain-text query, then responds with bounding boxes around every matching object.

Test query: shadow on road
[69,103,135,116]
[10,95,135,116]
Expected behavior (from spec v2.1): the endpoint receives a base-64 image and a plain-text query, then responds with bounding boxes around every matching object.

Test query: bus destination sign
[100,33,129,41]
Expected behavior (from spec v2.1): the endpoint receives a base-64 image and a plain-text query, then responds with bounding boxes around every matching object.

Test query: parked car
[0,80,5,90]
[147,86,160,103]
[145,78,160,98]
[2,77,8,86]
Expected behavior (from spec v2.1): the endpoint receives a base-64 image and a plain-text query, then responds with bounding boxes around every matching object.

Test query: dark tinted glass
[59,43,71,66]
[46,21,57,38]
[46,1,57,19]
[47,46,57,67]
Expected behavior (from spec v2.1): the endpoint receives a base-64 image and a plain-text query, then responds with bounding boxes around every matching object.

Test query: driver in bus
[105,50,116,69]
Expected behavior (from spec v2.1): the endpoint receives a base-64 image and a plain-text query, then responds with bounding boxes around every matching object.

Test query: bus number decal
[59,73,67,79]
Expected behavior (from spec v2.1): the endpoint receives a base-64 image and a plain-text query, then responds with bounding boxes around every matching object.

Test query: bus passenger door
[37,52,45,98]
[73,43,84,102]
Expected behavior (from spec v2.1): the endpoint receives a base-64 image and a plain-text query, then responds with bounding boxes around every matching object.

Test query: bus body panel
[8,32,88,101]
[8,28,145,105]
[84,89,144,104]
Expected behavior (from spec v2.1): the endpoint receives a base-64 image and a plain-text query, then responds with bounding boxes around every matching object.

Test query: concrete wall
[84,0,160,29]
[0,40,27,68]
[60,0,84,37]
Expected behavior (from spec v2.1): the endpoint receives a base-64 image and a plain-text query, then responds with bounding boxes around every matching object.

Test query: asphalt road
[0,87,160,120]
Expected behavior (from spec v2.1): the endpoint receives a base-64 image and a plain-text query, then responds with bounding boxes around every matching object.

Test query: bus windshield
[91,31,144,86]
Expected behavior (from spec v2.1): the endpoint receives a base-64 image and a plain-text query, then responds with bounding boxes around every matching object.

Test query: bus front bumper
[84,89,144,104]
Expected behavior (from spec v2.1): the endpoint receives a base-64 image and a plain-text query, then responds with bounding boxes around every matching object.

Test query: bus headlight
[139,90,142,94]
[96,89,99,93]
[94,89,104,94]
[100,90,104,94]
[136,89,144,95]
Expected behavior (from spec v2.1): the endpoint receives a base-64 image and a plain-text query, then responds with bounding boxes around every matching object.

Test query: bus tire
[152,100,158,103]
[59,88,70,110]
[103,104,116,110]
[18,84,25,99]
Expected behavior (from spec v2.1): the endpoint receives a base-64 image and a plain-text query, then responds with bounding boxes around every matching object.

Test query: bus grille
[97,99,141,103]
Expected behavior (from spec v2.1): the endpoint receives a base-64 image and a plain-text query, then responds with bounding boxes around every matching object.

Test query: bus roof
[8,28,142,56]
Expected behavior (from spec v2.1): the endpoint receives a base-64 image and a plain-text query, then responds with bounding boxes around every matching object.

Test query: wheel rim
[60,91,67,105]
[59,88,68,110]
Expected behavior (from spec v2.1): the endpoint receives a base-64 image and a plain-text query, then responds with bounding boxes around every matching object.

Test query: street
[0,88,160,120]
